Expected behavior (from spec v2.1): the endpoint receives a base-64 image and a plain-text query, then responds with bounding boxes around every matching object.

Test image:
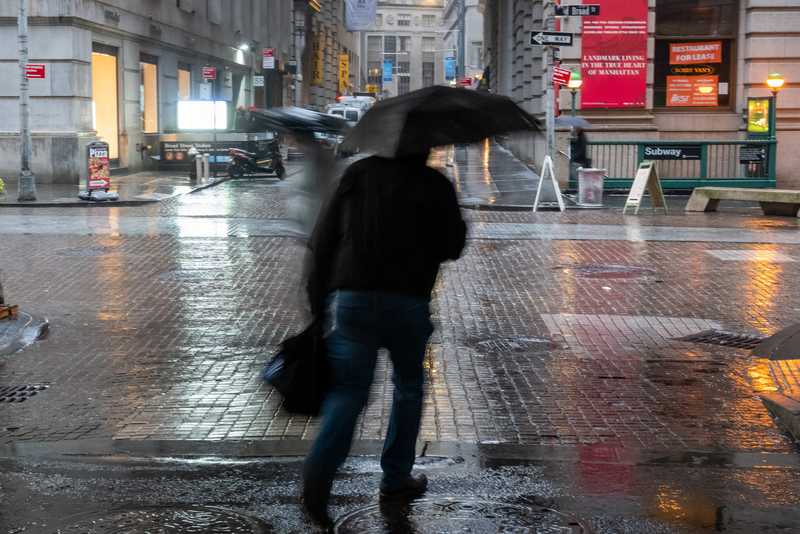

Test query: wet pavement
[1,147,800,533]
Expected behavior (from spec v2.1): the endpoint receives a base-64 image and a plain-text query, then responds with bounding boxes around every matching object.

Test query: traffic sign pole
[545,7,555,165]
[17,0,36,201]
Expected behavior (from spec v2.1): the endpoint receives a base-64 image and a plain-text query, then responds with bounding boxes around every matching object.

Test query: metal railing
[581,139,777,189]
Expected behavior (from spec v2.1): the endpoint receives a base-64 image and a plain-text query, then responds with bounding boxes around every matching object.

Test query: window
[469,42,483,70]
[398,14,411,26]
[422,62,434,87]
[367,35,383,91]
[139,54,158,133]
[91,43,119,159]
[178,62,191,100]
[376,13,382,26]
[422,15,435,27]
[399,36,410,53]
[422,37,435,52]
[398,61,410,95]
[653,0,736,109]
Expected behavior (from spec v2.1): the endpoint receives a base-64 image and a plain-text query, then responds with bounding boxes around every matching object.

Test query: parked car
[314,132,338,153]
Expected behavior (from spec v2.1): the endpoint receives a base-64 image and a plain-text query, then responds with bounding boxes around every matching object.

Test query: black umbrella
[554,116,591,129]
[339,86,540,157]
[248,107,349,135]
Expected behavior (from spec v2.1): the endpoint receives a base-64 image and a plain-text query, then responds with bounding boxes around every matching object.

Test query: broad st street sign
[555,5,600,17]
[530,31,574,47]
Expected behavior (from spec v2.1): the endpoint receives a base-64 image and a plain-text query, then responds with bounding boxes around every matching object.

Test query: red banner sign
[553,67,571,85]
[666,75,718,107]
[459,77,472,87]
[263,48,275,69]
[669,41,721,65]
[580,0,647,108]
[202,67,217,80]
[25,64,45,79]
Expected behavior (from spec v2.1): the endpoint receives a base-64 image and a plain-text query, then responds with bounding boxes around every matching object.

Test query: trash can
[576,167,606,207]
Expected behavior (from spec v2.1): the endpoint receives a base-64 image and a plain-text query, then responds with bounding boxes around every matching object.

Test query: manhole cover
[56,247,108,257]
[26,505,268,533]
[678,330,764,350]
[555,264,655,279]
[466,337,550,353]
[0,384,48,403]
[336,498,592,533]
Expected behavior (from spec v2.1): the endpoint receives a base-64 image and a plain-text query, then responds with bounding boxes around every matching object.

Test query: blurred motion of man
[289,131,338,241]
[301,151,467,530]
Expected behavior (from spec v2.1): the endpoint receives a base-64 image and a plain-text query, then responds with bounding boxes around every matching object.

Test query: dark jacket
[570,130,589,166]
[307,155,467,312]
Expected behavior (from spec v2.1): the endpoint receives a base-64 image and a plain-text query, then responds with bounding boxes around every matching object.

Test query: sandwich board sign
[533,155,565,212]
[622,161,668,215]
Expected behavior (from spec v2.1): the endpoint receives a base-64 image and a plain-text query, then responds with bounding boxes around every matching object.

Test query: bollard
[196,153,204,183]
[203,154,210,181]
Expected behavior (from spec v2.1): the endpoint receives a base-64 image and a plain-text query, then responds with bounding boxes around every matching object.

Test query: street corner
[761,392,800,442]
[0,310,49,361]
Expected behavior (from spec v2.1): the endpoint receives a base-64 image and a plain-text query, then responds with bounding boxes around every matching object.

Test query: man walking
[302,151,467,529]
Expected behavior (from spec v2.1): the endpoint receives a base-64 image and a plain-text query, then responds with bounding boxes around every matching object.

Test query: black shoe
[302,484,334,532]
[379,473,428,501]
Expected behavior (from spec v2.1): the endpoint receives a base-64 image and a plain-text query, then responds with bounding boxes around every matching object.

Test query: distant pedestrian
[301,152,467,530]
[570,128,591,168]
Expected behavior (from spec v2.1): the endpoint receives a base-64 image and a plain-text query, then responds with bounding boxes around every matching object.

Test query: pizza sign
[86,141,110,190]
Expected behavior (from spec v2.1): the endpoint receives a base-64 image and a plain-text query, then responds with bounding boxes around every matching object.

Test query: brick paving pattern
[0,169,798,454]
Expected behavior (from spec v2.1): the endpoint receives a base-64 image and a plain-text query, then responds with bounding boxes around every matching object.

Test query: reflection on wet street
[1,150,799,533]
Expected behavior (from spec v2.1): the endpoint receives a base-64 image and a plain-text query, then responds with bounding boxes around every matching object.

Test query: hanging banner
[669,41,721,65]
[445,56,455,81]
[580,0,647,108]
[312,35,324,85]
[339,54,350,93]
[346,0,378,31]
[382,60,392,83]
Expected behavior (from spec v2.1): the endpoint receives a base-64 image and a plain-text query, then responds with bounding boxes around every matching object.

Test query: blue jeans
[303,290,434,495]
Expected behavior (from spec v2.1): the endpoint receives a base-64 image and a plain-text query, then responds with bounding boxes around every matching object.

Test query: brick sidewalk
[1,148,799,452]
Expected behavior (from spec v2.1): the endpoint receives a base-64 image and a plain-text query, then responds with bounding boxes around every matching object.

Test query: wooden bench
[685,187,800,217]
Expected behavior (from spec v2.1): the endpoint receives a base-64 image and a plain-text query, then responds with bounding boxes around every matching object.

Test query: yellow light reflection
[645,484,718,528]
[739,247,783,335]
[746,362,778,393]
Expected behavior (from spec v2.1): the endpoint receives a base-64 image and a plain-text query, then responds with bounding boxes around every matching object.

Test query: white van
[339,96,374,111]
[327,106,363,128]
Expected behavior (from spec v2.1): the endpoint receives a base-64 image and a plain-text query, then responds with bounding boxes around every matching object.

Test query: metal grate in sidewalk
[0,384,49,403]
[678,330,764,350]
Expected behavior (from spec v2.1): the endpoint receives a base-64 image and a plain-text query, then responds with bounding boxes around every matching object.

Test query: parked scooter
[227,139,285,180]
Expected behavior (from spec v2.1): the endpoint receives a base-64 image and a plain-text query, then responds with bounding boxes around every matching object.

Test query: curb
[760,392,800,440]
[0,176,230,208]
[0,312,50,360]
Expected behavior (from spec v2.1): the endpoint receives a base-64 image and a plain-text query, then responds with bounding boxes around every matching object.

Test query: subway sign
[643,145,702,160]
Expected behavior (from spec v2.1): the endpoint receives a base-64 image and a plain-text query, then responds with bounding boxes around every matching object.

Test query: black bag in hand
[262,319,330,415]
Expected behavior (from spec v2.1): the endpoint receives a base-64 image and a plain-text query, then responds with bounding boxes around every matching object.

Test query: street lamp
[766,72,784,141]
[567,72,582,117]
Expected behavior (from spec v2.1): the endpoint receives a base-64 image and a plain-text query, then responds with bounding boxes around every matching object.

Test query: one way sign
[530,31,574,46]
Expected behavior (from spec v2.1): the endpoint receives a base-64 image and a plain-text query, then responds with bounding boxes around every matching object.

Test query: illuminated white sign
[177,100,228,130]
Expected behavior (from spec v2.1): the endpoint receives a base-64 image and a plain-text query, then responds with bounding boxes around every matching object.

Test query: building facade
[0,0,294,184]
[361,0,447,98]
[442,0,484,85]
[482,0,800,188]
[293,0,360,109]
